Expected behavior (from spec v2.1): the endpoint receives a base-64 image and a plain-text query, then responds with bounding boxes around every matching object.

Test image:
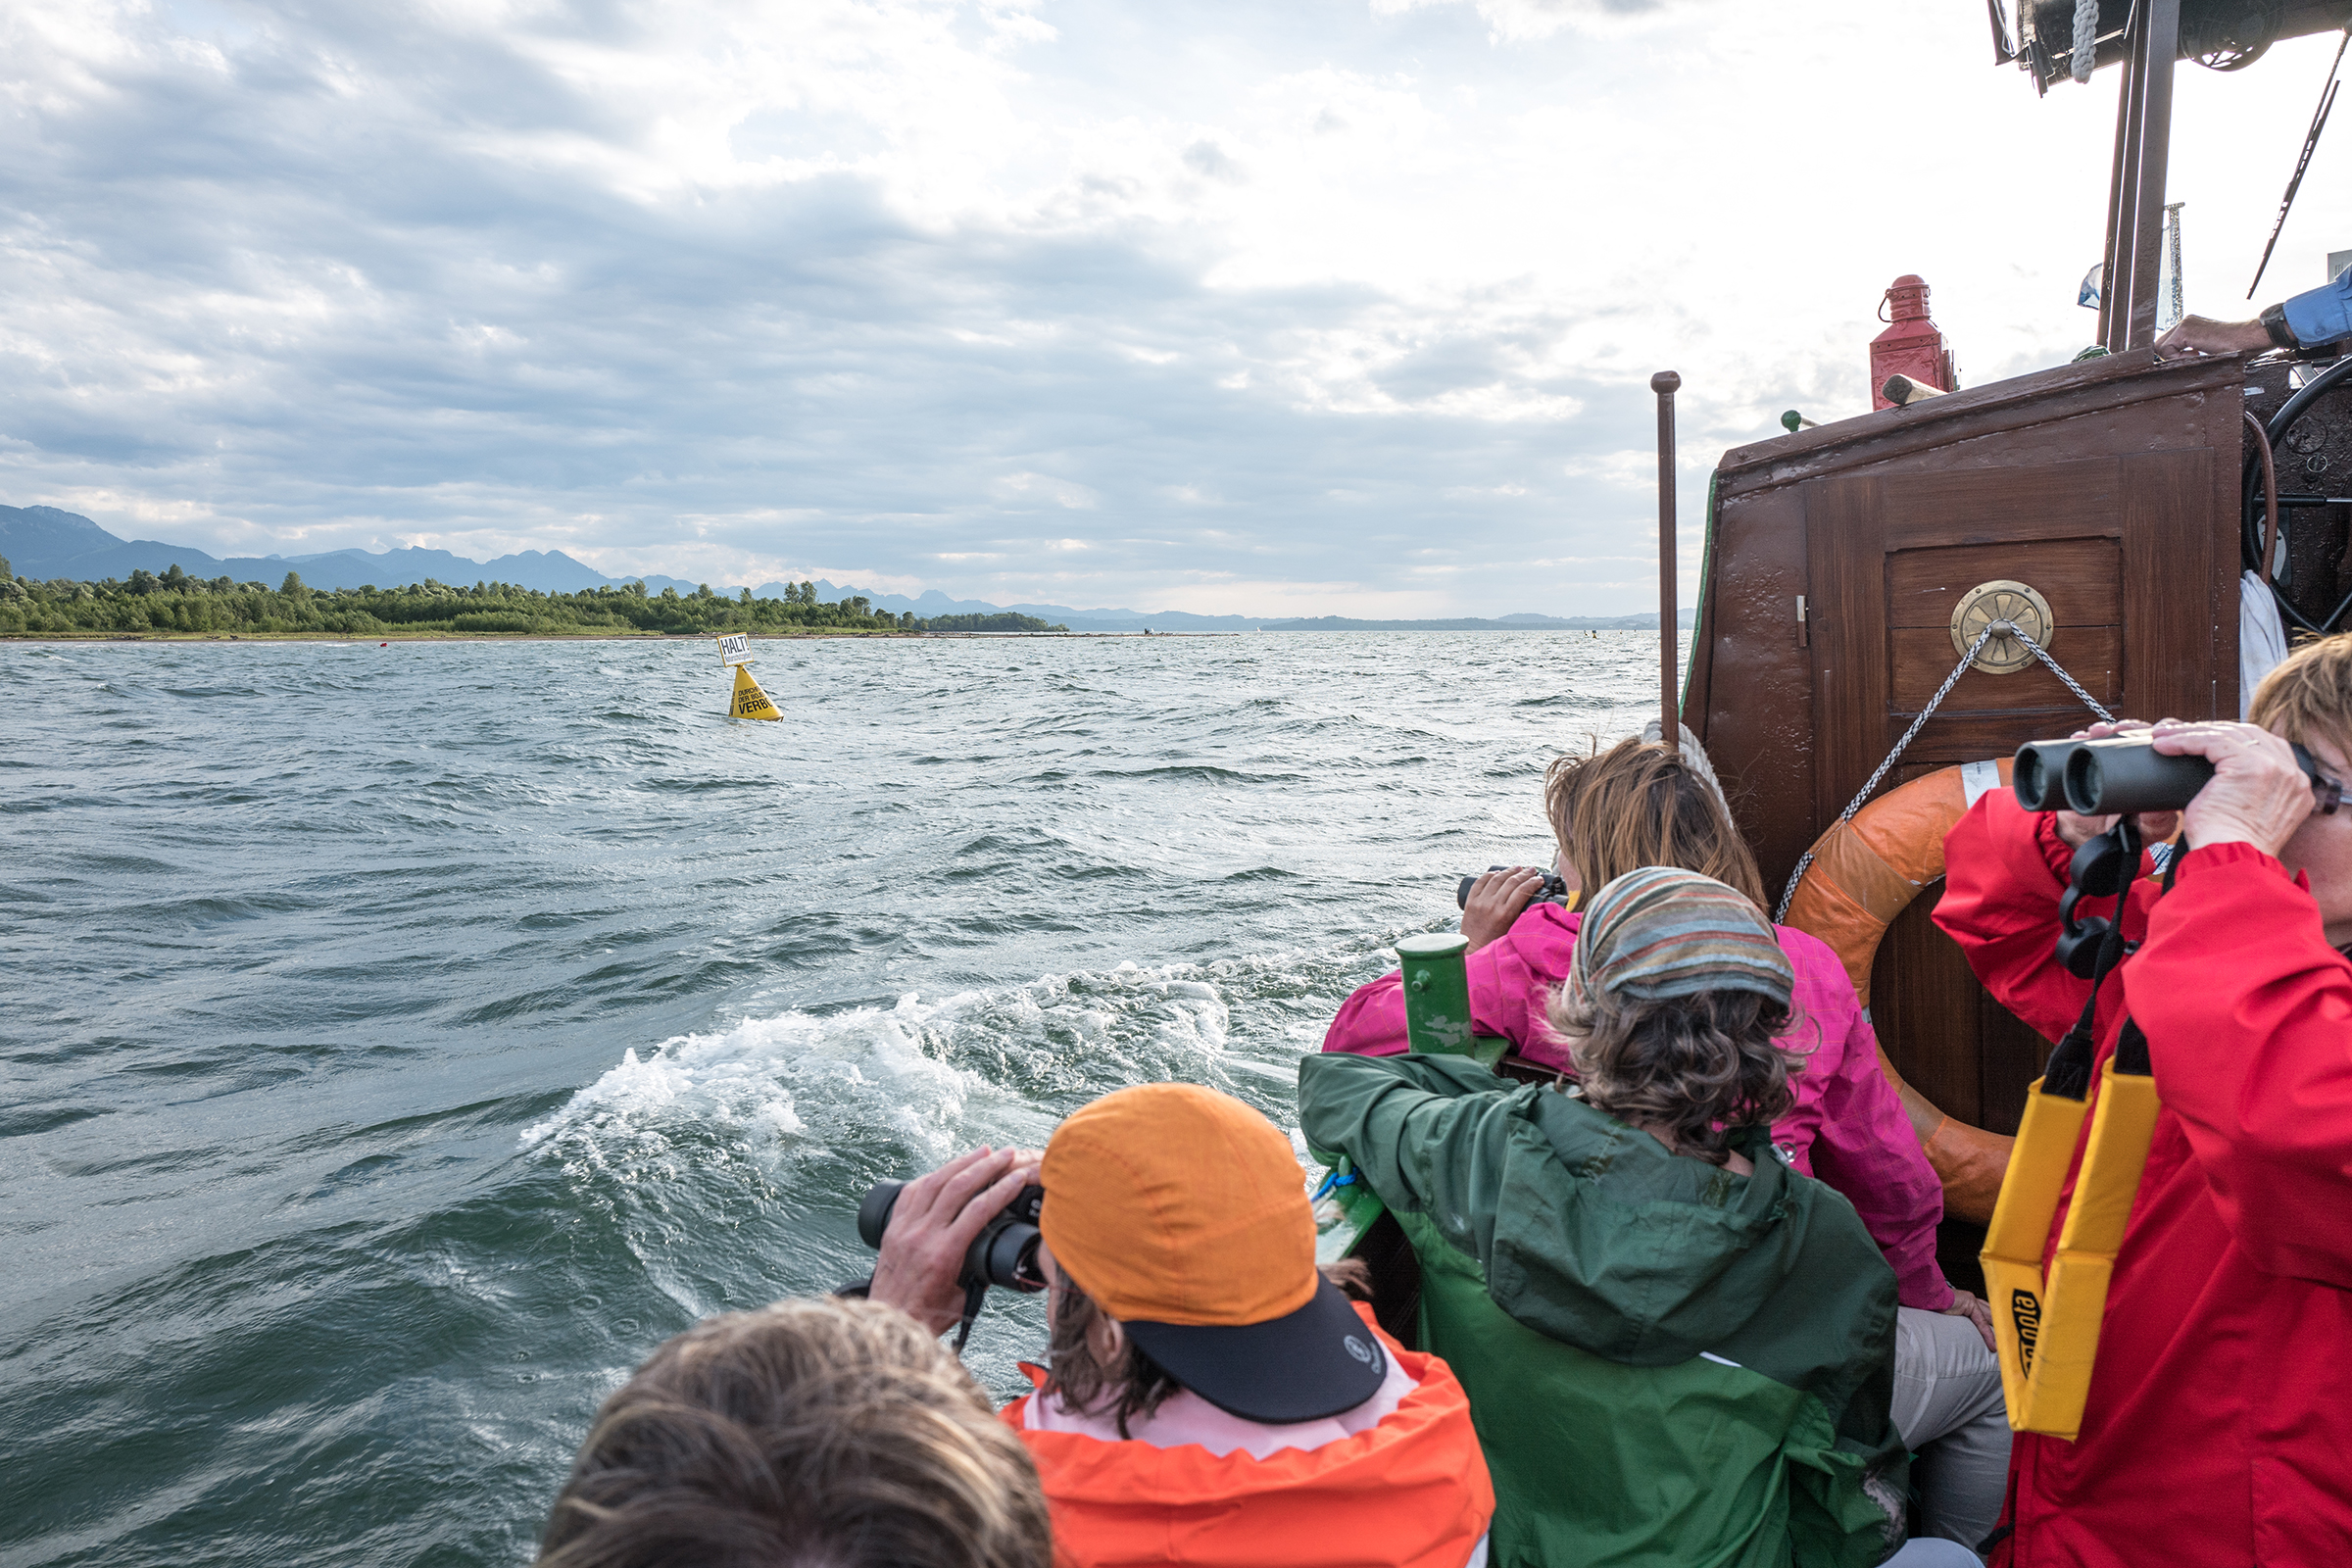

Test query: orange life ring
[1781,761,2017,1225]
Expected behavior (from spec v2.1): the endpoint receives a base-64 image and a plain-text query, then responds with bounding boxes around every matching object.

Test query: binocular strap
[950,1277,991,1355]
[1981,1026,2161,1441]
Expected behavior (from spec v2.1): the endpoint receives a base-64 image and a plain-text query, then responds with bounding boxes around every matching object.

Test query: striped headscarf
[1566,865,1792,1011]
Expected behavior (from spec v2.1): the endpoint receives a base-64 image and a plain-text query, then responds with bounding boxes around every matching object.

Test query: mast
[2098,0,2181,353]
[1652,371,1680,757]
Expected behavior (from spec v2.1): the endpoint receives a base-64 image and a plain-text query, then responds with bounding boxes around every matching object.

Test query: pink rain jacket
[1322,904,1951,1309]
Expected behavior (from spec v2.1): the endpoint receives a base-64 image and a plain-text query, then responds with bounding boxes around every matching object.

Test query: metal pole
[2125,0,2180,349]
[1652,370,1681,757]
[2107,27,2144,352]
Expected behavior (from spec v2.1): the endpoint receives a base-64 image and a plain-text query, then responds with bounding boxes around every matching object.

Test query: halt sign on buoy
[715,633,780,719]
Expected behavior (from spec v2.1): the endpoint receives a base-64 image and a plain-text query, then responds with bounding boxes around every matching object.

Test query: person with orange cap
[867,1083,1494,1568]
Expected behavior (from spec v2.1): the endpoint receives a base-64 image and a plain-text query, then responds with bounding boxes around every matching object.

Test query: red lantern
[1870,275,1959,412]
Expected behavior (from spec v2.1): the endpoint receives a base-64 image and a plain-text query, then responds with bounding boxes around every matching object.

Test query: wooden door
[1804,452,2221,823]
[1802,451,2226,1140]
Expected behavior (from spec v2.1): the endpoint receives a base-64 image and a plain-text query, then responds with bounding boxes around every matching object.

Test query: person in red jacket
[1935,633,2352,1566]
[868,1085,1494,1568]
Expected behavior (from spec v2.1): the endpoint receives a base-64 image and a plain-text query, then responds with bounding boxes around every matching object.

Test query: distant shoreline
[2,625,1671,646]
[0,628,1229,645]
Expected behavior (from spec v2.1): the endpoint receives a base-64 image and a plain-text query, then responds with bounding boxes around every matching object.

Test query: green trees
[0,572,1068,638]
[916,612,1067,632]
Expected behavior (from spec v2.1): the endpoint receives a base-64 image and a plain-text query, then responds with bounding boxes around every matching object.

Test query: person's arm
[2278,267,2352,351]
[1933,790,2101,1043]
[2127,846,2352,1287]
[1321,970,1412,1057]
[1799,996,1953,1312]
[2122,718,2352,1286]
[1297,1051,1526,1264]
[2158,268,2352,358]
[864,1147,1041,1336]
[1321,913,1561,1057]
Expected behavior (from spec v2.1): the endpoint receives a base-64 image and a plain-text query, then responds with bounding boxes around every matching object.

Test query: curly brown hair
[538,1296,1051,1568]
[1544,738,1767,910]
[1546,986,1800,1164]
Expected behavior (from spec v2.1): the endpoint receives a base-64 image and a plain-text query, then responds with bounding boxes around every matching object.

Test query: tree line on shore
[0,559,1067,638]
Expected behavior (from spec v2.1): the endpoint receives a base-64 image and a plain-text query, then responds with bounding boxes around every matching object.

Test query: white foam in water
[521,993,982,1171]
[521,963,1239,1175]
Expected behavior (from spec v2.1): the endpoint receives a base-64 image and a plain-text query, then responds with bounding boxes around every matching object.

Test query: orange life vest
[1001,1304,1493,1568]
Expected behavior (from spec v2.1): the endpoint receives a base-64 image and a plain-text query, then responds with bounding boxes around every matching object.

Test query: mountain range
[0,503,1692,632]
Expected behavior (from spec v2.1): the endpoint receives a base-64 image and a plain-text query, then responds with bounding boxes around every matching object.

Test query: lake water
[1,632,1675,1568]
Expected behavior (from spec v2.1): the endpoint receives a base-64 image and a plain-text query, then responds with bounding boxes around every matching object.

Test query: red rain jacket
[1936,792,2352,1566]
[1002,1305,1493,1568]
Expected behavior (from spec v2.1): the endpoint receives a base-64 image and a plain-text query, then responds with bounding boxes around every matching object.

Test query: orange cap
[1039,1083,1315,1327]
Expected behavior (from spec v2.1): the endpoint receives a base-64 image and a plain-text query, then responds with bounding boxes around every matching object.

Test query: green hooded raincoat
[1298,1053,1908,1568]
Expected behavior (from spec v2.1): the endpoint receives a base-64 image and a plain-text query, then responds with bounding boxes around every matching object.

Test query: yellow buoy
[715,633,780,719]
[729,662,780,719]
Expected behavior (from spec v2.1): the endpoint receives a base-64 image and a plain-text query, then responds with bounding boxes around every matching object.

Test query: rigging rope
[2247,26,2347,298]
[1773,621,2115,924]
[2071,0,2101,83]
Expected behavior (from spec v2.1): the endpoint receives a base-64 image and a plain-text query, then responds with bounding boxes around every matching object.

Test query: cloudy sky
[4,1,2348,613]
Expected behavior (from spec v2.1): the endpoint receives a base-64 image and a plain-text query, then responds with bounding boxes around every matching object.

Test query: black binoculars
[2012,736,2214,816]
[858,1177,1048,1294]
[2014,733,2343,817]
[1455,865,1576,912]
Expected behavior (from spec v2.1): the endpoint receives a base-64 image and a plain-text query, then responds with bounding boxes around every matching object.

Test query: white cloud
[1371,0,1711,43]
[990,472,1100,510]
[0,1,2344,615]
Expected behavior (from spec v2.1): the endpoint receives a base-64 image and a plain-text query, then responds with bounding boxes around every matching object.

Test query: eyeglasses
[2291,743,2343,816]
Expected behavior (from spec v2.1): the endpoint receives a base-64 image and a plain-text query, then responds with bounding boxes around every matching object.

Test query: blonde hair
[538,1297,1051,1568]
[2250,633,2352,758]
[1544,739,1767,909]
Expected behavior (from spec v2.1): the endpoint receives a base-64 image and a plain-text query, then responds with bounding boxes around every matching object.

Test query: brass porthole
[1949,581,2054,674]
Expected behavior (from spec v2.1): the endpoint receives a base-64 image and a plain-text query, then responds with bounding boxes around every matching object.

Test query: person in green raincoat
[1300,866,1964,1568]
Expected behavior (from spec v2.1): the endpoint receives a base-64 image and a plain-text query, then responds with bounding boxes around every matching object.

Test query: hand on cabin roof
[2156,315,2270,359]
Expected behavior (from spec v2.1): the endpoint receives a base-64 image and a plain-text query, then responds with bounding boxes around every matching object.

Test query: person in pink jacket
[1322,735,2009,1549]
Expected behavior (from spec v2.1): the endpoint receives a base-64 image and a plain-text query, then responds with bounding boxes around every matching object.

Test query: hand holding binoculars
[2013,732,2342,817]
[2015,729,2344,978]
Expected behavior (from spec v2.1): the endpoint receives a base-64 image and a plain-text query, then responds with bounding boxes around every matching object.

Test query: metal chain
[1773,619,2115,923]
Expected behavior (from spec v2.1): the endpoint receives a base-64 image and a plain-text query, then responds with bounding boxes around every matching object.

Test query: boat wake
[519,960,1247,1185]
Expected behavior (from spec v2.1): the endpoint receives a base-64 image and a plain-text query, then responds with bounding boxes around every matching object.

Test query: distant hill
[0,505,709,596]
[774,583,1267,633]
[2,504,1683,628]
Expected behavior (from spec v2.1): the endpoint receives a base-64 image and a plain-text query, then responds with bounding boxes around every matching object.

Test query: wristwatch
[2260,303,2299,351]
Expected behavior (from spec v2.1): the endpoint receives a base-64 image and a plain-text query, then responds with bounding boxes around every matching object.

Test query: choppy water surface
[1,632,1672,1568]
